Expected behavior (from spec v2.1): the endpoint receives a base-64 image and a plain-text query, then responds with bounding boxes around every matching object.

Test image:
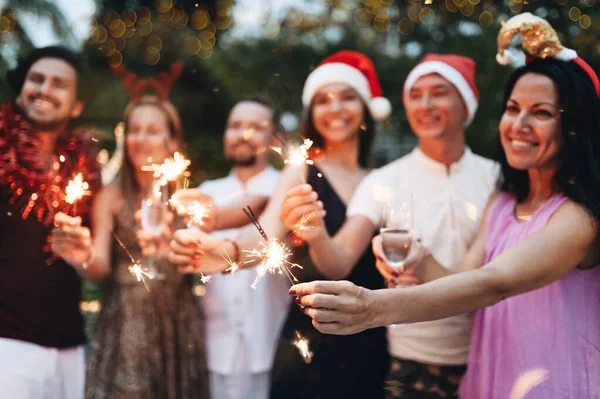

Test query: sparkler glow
[111,231,154,292]
[142,152,191,186]
[242,206,303,289]
[185,201,213,226]
[271,138,314,167]
[221,251,241,273]
[199,273,212,284]
[65,173,91,205]
[291,210,315,235]
[292,331,313,364]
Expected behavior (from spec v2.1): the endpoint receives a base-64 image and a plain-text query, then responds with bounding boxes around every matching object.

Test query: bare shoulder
[94,184,123,216]
[548,199,597,242]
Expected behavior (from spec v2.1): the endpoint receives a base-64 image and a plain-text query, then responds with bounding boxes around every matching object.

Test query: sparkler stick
[111,230,154,292]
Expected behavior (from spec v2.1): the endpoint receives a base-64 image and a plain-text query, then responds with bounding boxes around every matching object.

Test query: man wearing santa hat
[284,53,499,398]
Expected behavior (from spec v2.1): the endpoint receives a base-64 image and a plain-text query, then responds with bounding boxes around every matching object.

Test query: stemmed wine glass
[140,181,168,280]
[380,193,414,284]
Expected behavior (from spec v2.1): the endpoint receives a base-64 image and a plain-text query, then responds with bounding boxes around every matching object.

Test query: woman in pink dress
[290,15,600,398]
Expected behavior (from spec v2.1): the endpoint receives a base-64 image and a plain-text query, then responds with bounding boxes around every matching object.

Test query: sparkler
[65,173,91,204]
[65,173,91,215]
[292,331,313,364]
[291,209,315,236]
[199,273,211,284]
[271,137,314,167]
[242,206,303,289]
[142,152,191,186]
[111,231,154,292]
[221,250,241,273]
[271,134,314,184]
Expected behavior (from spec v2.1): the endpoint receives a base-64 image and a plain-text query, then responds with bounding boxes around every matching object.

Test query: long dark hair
[299,99,375,169]
[498,58,600,223]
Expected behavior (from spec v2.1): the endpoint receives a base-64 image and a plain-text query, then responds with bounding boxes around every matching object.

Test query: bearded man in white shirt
[196,97,288,399]
[279,54,499,398]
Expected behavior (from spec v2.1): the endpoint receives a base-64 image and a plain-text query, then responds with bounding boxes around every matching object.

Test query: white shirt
[347,147,499,365]
[198,166,290,375]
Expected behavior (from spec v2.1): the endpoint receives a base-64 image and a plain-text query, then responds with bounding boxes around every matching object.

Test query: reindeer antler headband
[111,63,184,101]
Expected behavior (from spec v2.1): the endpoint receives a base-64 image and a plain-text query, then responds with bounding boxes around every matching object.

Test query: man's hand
[51,212,93,268]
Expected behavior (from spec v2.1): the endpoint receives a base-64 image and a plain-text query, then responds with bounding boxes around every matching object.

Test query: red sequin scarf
[0,101,101,226]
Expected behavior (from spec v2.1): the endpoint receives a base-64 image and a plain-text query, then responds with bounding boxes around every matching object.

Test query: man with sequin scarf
[0,46,101,398]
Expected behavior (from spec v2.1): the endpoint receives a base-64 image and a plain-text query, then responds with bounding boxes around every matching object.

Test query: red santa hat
[496,12,600,97]
[403,53,480,126]
[302,51,392,121]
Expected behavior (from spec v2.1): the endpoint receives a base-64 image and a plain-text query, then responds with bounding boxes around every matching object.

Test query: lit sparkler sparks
[221,251,241,273]
[243,206,302,289]
[65,173,91,205]
[271,137,314,167]
[291,209,314,235]
[199,273,211,284]
[292,331,313,364]
[185,201,213,227]
[111,231,154,292]
[142,152,191,186]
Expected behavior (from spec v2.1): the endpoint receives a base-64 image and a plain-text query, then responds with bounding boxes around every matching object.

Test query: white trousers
[209,371,270,399]
[209,336,270,399]
[0,337,85,399]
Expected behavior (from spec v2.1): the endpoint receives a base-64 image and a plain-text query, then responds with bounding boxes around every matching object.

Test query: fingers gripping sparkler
[242,206,303,289]
[111,231,154,292]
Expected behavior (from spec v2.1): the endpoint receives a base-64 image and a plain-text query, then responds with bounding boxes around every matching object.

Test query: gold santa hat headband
[496,12,577,65]
[496,12,600,97]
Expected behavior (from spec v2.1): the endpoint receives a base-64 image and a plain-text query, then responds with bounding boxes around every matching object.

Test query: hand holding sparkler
[135,208,175,259]
[51,212,93,268]
[168,228,227,275]
[280,184,327,244]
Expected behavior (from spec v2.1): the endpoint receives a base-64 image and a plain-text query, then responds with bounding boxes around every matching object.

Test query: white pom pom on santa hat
[302,51,392,121]
[496,50,512,65]
[369,97,392,120]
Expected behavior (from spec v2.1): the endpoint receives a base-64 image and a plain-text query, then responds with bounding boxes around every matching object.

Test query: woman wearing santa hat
[291,13,600,399]
[269,51,391,399]
[167,51,392,398]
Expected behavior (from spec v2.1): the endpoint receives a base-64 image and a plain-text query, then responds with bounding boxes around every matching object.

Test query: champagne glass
[380,193,414,278]
[140,182,168,280]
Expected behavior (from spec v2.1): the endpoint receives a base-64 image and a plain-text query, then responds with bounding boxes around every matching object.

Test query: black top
[0,102,100,349]
[270,165,389,399]
[0,191,86,348]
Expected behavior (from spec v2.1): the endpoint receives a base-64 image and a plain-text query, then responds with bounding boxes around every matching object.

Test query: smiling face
[311,82,364,145]
[16,57,84,130]
[223,101,274,167]
[499,72,563,172]
[404,73,467,140]
[125,104,177,171]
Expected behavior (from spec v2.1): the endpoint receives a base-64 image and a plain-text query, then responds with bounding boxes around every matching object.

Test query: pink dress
[460,193,600,398]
